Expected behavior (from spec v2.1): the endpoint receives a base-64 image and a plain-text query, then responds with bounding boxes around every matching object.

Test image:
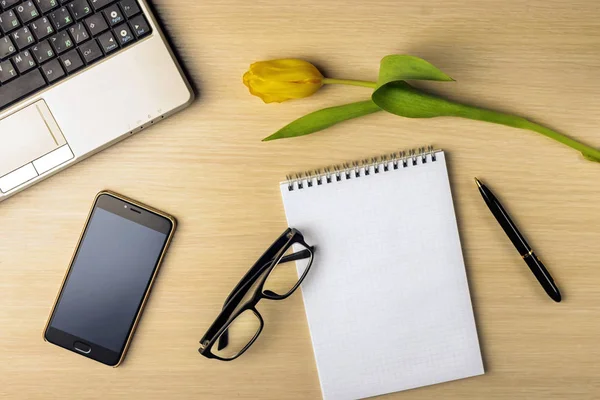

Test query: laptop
[0,0,194,203]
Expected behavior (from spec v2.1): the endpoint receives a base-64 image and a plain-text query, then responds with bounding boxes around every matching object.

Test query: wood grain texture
[2,0,600,398]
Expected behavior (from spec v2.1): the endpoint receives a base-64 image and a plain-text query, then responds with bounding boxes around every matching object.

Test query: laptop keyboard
[0,0,152,112]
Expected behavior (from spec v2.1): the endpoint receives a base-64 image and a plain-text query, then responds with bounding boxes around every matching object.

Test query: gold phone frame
[43,190,177,367]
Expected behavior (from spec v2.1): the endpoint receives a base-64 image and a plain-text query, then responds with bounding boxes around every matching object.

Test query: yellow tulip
[243,59,324,103]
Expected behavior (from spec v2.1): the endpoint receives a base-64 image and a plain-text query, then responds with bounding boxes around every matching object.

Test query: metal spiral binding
[286,146,439,191]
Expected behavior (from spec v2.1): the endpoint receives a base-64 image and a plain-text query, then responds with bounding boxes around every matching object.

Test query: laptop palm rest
[0,100,73,194]
[0,100,67,178]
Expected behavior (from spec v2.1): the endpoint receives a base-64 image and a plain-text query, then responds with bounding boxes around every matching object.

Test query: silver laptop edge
[0,0,194,203]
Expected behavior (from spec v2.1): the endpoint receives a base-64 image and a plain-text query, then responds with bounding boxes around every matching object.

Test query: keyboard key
[60,48,83,72]
[0,69,46,109]
[12,50,37,74]
[15,1,40,24]
[84,12,108,35]
[12,26,36,50]
[0,59,16,83]
[0,9,20,34]
[129,14,149,38]
[49,7,73,30]
[41,58,65,82]
[103,4,123,26]
[0,36,16,58]
[69,0,92,20]
[119,0,140,18]
[35,0,59,13]
[69,22,89,44]
[0,0,146,113]
[79,39,101,63]
[1,0,20,10]
[90,0,116,11]
[113,23,133,46]
[50,31,74,54]
[97,30,117,53]
[31,16,55,40]
[31,40,54,63]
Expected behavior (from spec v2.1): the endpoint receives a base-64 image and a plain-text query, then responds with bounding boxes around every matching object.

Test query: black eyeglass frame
[198,228,315,361]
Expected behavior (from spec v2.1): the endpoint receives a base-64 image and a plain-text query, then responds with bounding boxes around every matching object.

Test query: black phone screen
[46,194,173,364]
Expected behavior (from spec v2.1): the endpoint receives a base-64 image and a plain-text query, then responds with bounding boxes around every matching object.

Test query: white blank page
[280,151,484,400]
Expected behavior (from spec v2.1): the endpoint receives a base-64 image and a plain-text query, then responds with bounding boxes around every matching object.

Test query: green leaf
[263,100,381,141]
[372,64,600,162]
[373,81,459,118]
[378,55,454,84]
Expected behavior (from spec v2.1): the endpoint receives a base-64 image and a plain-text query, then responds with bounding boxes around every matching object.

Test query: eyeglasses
[198,228,315,361]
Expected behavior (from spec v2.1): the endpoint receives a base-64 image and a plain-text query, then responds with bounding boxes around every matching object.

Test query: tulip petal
[263,100,382,141]
[246,75,322,103]
[243,59,324,103]
[250,59,323,82]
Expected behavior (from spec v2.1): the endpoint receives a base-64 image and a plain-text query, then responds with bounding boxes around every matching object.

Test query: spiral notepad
[280,147,484,400]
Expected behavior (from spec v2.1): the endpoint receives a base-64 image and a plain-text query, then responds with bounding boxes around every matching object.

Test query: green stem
[526,122,600,162]
[455,107,600,162]
[322,78,377,89]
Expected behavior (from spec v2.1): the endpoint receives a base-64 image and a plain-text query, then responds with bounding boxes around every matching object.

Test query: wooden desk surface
[2,0,600,398]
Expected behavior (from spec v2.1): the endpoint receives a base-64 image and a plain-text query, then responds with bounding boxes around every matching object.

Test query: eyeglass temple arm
[217,248,313,351]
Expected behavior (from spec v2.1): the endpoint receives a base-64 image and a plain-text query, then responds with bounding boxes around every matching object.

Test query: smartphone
[44,191,176,367]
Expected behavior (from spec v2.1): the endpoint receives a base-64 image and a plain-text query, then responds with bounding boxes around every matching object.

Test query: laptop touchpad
[0,100,66,178]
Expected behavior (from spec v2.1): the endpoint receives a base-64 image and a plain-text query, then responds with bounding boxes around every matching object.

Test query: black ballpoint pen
[475,178,562,302]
